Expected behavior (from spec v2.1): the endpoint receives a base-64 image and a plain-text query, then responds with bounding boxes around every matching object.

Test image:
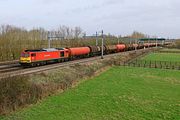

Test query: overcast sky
[0,0,180,38]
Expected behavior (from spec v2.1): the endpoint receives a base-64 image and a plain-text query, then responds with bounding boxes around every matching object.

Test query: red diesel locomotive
[20,48,69,66]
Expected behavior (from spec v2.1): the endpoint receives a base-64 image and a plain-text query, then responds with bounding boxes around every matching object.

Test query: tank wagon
[137,43,144,49]
[116,44,126,52]
[88,46,101,56]
[105,45,117,53]
[68,47,90,58]
[125,44,134,51]
[132,44,138,50]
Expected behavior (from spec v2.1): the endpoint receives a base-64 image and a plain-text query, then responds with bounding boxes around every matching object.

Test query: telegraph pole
[48,31,51,48]
[101,30,104,59]
[47,31,64,48]
[96,31,98,46]
[148,37,150,48]
[135,39,137,51]
[156,37,158,48]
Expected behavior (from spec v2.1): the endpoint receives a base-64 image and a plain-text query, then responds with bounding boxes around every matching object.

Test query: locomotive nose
[20,57,31,63]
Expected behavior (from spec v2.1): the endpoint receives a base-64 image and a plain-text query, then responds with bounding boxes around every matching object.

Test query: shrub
[0,76,42,115]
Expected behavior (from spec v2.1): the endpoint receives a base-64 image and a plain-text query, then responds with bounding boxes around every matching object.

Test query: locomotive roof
[24,48,65,52]
[24,49,46,52]
[42,48,59,51]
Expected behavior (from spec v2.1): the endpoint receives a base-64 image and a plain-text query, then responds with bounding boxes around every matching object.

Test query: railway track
[0,48,156,79]
[0,59,20,73]
[0,60,19,65]
[0,63,21,73]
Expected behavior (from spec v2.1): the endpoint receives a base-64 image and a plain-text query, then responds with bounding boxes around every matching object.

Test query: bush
[0,76,42,115]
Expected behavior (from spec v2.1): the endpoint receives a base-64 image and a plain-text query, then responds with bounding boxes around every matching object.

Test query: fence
[156,51,180,54]
[120,59,180,70]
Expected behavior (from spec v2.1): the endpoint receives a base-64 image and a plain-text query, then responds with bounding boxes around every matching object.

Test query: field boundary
[156,51,180,53]
[119,59,180,70]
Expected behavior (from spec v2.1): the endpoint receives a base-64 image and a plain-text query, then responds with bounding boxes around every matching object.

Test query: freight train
[19,43,159,67]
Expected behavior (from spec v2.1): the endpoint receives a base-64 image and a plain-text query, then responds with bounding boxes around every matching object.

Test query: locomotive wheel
[58,59,61,63]
[30,63,34,67]
[37,63,40,66]
[31,63,36,67]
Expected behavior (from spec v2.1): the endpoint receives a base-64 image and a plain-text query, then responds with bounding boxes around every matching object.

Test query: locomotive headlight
[20,57,31,63]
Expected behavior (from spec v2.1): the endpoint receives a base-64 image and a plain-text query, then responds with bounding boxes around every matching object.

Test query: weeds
[0,76,41,115]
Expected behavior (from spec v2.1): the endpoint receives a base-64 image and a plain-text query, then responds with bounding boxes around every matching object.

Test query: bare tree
[74,27,82,38]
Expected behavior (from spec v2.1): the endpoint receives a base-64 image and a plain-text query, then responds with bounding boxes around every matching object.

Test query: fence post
[144,61,146,67]
[169,61,172,69]
[165,61,167,69]
[160,61,162,69]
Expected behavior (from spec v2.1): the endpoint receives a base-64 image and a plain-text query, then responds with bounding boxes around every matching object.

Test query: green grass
[160,48,180,52]
[1,67,180,120]
[141,53,180,62]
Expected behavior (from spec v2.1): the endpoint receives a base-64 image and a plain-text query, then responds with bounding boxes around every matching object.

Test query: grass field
[160,48,180,52]
[1,67,180,120]
[141,53,180,62]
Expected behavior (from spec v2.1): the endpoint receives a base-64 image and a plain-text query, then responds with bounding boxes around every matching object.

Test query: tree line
[0,24,152,61]
[0,25,89,61]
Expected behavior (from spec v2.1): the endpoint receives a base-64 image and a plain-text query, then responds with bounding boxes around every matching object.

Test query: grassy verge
[0,59,112,115]
[0,76,41,115]
[1,66,180,120]
[141,53,180,62]
[160,48,180,52]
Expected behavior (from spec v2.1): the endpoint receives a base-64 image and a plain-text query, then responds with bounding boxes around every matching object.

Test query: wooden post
[101,30,104,59]
[48,31,51,48]
[96,31,98,46]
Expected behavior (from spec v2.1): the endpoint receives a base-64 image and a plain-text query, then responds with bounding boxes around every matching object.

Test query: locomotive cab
[20,51,31,64]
